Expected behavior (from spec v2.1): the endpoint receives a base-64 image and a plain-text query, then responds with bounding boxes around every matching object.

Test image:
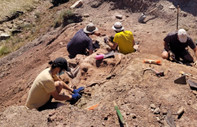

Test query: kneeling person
[104,22,138,54]
[67,23,99,58]
[25,57,84,110]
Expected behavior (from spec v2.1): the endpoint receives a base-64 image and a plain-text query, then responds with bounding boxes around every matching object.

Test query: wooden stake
[177,5,180,31]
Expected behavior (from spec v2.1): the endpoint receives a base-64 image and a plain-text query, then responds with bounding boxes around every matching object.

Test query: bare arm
[89,50,93,55]
[55,75,74,92]
[50,81,73,101]
[105,39,118,50]
[193,47,197,60]
[111,42,118,50]
[94,32,100,36]
[61,81,73,92]
[51,90,72,101]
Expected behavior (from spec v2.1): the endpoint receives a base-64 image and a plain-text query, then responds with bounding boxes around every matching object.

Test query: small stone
[177,107,184,117]
[192,90,197,95]
[59,42,63,45]
[70,0,83,9]
[188,100,192,105]
[101,33,106,36]
[156,117,160,121]
[162,109,168,115]
[0,33,10,40]
[11,28,22,34]
[126,112,130,115]
[83,14,89,17]
[150,104,156,109]
[56,123,64,127]
[169,5,176,9]
[116,14,123,19]
[183,13,187,17]
[154,108,160,114]
[130,113,136,119]
[91,1,102,8]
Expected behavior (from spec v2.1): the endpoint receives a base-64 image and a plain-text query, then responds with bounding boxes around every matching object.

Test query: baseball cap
[178,29,187,43]
[49,57,71,71]
[112,22,124,32]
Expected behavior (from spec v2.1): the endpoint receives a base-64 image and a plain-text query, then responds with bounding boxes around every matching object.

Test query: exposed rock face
[0,11,23,24]
[109,0,155,12]
[51,0,69,6]
[0,33,10,40]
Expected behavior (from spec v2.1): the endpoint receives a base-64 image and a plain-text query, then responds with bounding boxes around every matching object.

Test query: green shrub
[54,9,74,28]
[0,45,11,56]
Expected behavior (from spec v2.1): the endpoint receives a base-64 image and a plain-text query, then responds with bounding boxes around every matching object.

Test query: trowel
[174,75,187,84]
[95,51,115,60]
[138,5,163,23]
[138,7,158,23]
[187,80,197,89]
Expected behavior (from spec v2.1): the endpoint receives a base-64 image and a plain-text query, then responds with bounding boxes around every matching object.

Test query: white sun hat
[178,29,188,43]
[83,23,98,34]
[112,22,124,32]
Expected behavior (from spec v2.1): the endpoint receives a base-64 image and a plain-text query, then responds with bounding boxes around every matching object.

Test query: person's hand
[194,60,197,66]
[72,93,81,100]
[104,37,109,43]
[133,44,139,51]
[94,32,101,36]
[109,36,114,42]
[168,51,175,60]
[73,87,85,94]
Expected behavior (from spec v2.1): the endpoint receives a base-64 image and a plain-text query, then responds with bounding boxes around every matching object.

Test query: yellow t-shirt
[25,68,56,109]
[113,30,135,54]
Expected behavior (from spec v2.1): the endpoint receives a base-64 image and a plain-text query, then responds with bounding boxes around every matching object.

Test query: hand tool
[143,68,164,77]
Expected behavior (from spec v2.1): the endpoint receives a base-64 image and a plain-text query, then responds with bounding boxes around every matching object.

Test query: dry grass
[0,0,76,58]
[0,0,38,20]
[0,0,40,58]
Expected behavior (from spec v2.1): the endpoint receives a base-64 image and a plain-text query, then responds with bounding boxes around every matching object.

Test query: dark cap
[49,57,71,71]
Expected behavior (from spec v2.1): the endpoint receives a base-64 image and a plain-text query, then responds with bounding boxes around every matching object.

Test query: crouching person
[161,29,197,65]
[25,57,84,111]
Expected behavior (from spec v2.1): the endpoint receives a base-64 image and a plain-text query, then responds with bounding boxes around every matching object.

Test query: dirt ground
[0,0,197,126]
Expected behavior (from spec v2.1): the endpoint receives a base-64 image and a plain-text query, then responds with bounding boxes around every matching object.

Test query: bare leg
[55,81,63,93]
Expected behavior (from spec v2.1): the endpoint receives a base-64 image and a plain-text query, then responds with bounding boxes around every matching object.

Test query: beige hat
[178,29,187,43]
[112,22,124,32]
[83,23,98,34]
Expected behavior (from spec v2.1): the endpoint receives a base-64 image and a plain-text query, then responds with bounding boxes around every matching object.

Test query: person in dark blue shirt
[67,23,99,58]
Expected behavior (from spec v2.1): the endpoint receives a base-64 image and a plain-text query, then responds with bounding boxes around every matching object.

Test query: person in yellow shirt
[104,22,139,54]
[25,57,84,111]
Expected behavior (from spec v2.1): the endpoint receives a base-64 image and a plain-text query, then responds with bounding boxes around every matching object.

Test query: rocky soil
[0,0,197,126]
